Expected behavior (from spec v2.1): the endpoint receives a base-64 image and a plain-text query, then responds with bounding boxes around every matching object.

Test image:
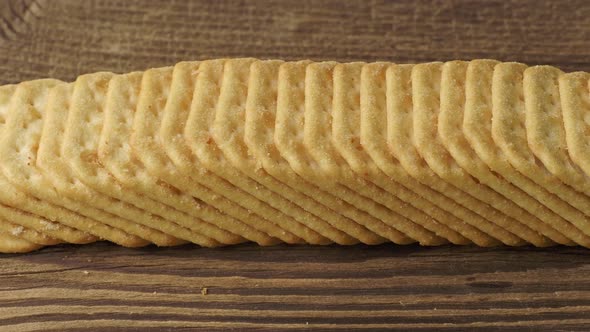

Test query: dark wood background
[1,0,590,331]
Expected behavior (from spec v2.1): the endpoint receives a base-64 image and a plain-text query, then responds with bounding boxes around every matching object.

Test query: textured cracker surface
[438,61,556,246]
[412,63,525,246]
[4,57,590,252]
[464,61,590,245]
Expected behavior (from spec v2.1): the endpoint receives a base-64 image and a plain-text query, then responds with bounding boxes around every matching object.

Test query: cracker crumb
[83,270,89,275]
[201,287,208,295]
[40,220,59,231]
[11,226,24,236]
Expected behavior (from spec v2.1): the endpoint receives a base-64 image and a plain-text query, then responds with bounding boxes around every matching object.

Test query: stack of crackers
[1,58,589,253]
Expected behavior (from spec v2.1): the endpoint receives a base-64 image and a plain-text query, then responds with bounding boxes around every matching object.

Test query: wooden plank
[1,0,590,85]
[0,0,589,330]
[1,243,590,331]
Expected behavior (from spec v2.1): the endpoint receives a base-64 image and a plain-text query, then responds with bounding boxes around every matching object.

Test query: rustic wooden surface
[1,0,590,331]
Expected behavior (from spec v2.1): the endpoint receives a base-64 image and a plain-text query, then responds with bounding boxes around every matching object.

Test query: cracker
[183,58,326,244]
[522,66,590,244]
[0,80,142,247]
[61,72,227,247]
[524,66,590,196]
[559,72,590,176]
[338,61,503,246]
[99,71,245,246]
[0,217,60,246]
[247,61,413,245]
[184,59,331,244]
[132,64,281,245]
[334,62,471,244]
[244,61,410,244]
[0,84,94,244]
[211,59,371,245]
[411,62,529,246]
[36,82,185,247]
[360,62,511,247]
[302,61,447,246]
[161,60,327,244]
[464,60,590,245]
[217,60,368,244]
[274,61,437,245]
[0,232,42,253]
[155,61,256,246]
[439,60,560,246]
[0,199,94,245]
[491,64,590,216]
[386,64,528,247]
[493,63,590,245]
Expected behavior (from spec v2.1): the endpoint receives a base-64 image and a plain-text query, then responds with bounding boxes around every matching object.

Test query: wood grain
[1,0,590,330]
[2,243,590,331]
[1,0,590,86]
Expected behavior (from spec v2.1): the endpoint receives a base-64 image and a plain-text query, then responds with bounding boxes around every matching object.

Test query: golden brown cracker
[559,72,590,176]
[522,66,590,244]
[303,61,447,245]
[334,62,475,245]
[132,64,282,245]
[0,199,95,245]
[361,62,517,247]
[37,82,182,247]
[212,59,364,245]
[351,61,520,246]
[524,66,590,195]
[439,60,557,246]
[184,59,324,244]
[0,84,95,244]
[248,61,412,245]
[99,71,245,246]
[275,61,436,245]
[0,217,60,246]
[411,62,530,246]
[492,63,590,217]
[385,64,525,246]
[0,80,140,247]
[242,60,387,244]
[141,63,278,245]
[0,232,43,253]
[492,63,590,245]
[62,72,226,247]
[464,60,590,245]
[244,60,408,244]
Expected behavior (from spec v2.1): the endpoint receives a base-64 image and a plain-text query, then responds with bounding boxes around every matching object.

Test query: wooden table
[1,1,589,330]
